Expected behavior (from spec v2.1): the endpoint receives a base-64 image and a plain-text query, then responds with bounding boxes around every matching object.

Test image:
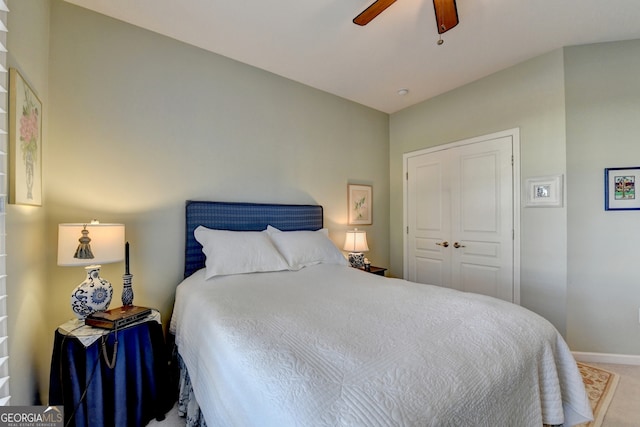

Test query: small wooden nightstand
[360,266,387,276]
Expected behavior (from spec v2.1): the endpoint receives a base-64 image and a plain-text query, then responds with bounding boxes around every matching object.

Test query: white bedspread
[171,264,592,427]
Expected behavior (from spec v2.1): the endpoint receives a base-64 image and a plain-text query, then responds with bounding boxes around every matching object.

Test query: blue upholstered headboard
[184,200,324,278]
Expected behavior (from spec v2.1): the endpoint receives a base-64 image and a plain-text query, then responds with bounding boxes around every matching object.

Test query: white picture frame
[524,174,563,208]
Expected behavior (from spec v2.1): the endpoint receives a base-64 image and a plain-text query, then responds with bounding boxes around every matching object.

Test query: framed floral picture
[348,184,372,225]
[604,167,640,210]
[9,68,42,206]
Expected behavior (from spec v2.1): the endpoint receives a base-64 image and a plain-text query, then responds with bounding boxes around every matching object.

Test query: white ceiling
[64,0,640,114]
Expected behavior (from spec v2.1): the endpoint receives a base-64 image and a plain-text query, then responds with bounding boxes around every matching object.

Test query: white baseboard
[572,351,640,366]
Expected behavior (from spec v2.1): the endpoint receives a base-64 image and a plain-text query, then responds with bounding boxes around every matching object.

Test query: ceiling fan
[353,0,459,35]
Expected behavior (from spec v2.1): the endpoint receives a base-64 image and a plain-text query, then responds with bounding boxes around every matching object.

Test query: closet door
[405,133,515,302]
[406,149,452,288]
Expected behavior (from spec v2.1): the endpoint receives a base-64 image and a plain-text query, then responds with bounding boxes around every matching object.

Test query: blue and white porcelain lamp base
[348,252,366,268]
[70,265,114,319]
[121,273,134,306]
[344,229,369,269]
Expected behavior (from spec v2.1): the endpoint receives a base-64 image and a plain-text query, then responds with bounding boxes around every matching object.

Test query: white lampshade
[343,229,369,252]
[58,222,125,266]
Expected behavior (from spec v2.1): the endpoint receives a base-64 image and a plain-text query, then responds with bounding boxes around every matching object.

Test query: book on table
[85,305,152,330]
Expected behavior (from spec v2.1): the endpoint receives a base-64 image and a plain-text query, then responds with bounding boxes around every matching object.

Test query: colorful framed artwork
[9,68,42,206]
[604,167,640,211]
[348,184,372,225]
[524,174,563,208]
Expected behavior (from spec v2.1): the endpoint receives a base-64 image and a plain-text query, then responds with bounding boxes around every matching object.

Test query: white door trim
[403,128,521,304]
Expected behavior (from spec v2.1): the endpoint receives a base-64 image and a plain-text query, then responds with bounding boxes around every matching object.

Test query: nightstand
[360,266,387,276]
[49,310,170,427]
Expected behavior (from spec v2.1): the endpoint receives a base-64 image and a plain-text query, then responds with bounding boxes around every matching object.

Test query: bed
[170,200,593,427]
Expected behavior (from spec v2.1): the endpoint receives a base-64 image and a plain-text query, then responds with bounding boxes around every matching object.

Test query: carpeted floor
[148,402,183,427]
[583,362,640,427]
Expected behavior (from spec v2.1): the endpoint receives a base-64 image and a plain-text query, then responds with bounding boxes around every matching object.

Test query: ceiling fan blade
[433,0,458,34]
[353,0,397,26]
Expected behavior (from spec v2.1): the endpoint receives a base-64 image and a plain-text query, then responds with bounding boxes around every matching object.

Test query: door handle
[435,241,449,248]
[453,242,466,248]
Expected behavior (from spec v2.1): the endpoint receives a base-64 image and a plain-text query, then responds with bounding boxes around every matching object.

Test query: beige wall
[7,0,51,405]
[9,0,640,407]
[47,0,391,380]
[390,50,569,335]
[9,0,390,403]
[391,40,640,356]
[565,39,640,354]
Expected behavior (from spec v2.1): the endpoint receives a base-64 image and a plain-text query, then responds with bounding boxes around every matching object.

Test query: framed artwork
[348,184,372,225]
[604,167,640,211]
[9,68,42,206]
[524,174,563,207]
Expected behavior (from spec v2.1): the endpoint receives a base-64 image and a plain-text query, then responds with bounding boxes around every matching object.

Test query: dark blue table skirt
[49,321,170,427]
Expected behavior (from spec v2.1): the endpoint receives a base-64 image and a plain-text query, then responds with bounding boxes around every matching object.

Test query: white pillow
[266,225,329,236]
[266,226,348,270]
[194,226,289,279]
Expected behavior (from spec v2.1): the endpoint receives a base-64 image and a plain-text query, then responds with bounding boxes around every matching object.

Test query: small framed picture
[604,167,640,211]
[347,184,372,225]
[524,175,563,207]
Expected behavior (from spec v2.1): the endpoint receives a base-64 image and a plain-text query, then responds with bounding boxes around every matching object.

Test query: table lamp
[58,221,125,319]
[343,228,369,268]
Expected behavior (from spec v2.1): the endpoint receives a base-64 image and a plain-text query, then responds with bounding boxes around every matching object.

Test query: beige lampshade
[57,222,125,266]
[343,229,369,252]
